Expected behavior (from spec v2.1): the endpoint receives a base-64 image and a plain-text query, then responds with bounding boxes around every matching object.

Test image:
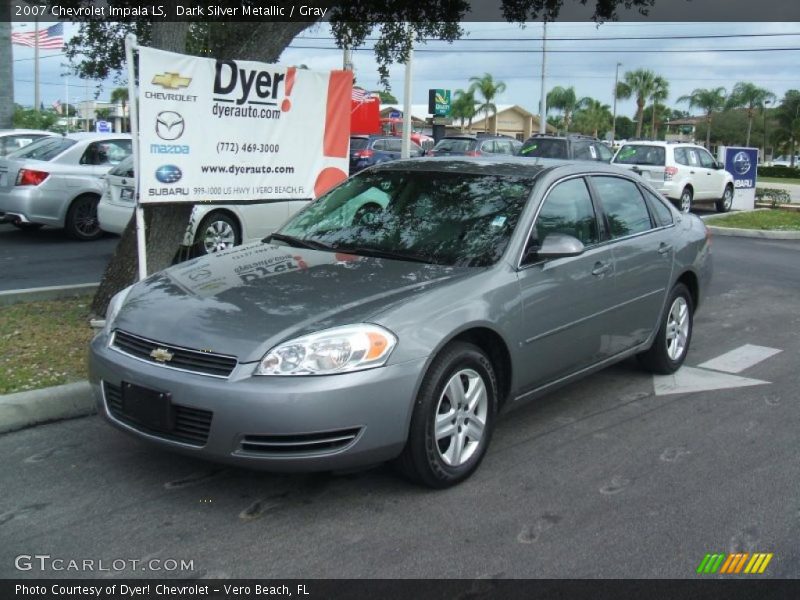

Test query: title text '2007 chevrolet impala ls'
[90,158,711,488]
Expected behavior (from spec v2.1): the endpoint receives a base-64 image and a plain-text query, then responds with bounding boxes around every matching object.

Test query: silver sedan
[90,158,711,488]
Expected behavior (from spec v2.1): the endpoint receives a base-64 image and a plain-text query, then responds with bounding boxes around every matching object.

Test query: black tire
[352,202,383,227]
[638,283,694,375]
[194,212,241,255]
[396,341,497,488]
[12,222,44,231]
[65,194,102,241]
[716,184,734,213]
[678,187,693,214]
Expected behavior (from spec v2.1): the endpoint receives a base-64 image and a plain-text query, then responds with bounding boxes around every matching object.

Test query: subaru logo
[156,111,185,141]
[155,164,182,184]
[732,151,751,176]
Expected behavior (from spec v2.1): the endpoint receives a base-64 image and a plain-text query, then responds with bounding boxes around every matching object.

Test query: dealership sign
[718,146,758,211]
[137,47,352,204]
[428,89,451,117]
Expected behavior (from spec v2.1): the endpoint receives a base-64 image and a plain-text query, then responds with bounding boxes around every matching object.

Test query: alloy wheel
[203,220,236,253]
[666,296,690,361]
[434,368,488,467]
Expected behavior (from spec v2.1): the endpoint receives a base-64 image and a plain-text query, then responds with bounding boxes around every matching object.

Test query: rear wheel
[396,342,497,488]
[194,212,241,255]
[679,187,693,214]
[65,195,102,241]
[638,283,693,374]
[716,184,733,213]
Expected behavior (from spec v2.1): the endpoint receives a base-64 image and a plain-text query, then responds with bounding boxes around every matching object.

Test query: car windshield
[276,169,535,267]
[433,139,475,153]
[518,138,568,159]
[7,136,76,161]
[109,156,134,178]
[614,144,666,166]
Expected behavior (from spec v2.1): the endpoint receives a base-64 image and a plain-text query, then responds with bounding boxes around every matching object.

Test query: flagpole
[65,76,69,132]
[34,18,40,112]
[125,34,147,281]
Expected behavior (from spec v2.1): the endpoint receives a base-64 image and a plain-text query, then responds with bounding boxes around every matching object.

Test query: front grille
[111,330,237,378]
[103,381,213,447]
[239,428,362,456]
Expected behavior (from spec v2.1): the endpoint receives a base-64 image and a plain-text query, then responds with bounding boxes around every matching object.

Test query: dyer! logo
[152,72,192,90]
[213,59,287,107]
[156,111,185,141]
[155,164,183,184]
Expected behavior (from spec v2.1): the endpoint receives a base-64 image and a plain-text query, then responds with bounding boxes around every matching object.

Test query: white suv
[612,141,734,213]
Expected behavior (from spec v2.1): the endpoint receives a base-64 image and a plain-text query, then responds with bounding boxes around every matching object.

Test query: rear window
[350,138,369,150]
[433,138,476,153]
[613,144,666,166]
[519,138,568,159]
[7,137,76,161]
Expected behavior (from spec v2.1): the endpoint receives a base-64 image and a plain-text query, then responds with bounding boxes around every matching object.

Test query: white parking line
[698,344,782,374]
[653,367,769,396]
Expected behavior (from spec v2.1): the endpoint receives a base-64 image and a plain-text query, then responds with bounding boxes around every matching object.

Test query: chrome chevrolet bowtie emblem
[151,72,191,90]
[150,347,174,362]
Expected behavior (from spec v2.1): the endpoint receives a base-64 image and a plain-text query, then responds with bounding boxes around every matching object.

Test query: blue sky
[11,21,800,118]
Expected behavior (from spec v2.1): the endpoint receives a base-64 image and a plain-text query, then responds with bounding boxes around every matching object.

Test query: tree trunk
[635,100,645,138]
[651,105,657,140]
[745,110,753,147]
[0,22,14,129]
[705,113,712,148]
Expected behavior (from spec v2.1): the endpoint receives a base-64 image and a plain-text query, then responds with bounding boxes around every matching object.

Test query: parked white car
[98,156,309,254]
[770,155,799,168]
[612,141,735,213]
[0,129,58,157]
[0,132,132,238]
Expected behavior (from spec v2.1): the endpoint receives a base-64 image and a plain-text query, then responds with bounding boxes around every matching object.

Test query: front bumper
[89,332,426,472]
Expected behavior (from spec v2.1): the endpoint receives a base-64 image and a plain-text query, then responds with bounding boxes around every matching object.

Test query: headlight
[103,285,133,336]
[256,324,397,376]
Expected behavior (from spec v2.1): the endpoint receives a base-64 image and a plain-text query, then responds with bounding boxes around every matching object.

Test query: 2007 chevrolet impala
[90,158,711,488]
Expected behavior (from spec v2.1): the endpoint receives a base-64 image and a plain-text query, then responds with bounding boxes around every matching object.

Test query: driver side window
[532,177,599,248]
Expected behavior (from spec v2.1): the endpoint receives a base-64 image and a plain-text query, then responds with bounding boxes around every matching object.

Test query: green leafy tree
[110,87,129,132]
[573,98,612,138]
[374,90,398,103]
[13,106,58,130]
[468,73,507,133]
[449,89,477,132]
[615,69,657,139]
[613,115,635,140]
[546,86,581,132]
[678,87,727,148]
[648,76,669,140]
[775,90,800,167]
[725,82,776,147]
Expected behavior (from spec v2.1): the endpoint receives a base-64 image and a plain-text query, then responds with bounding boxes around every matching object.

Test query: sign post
[718,146,758,211]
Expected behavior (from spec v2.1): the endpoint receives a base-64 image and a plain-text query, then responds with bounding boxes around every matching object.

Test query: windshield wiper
[334,245,434,264]
[264,233,335,252]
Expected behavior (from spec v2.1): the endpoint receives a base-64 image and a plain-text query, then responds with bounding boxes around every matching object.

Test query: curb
[0,283,98,307]
[706,225,800,240]
[0,381,96,434]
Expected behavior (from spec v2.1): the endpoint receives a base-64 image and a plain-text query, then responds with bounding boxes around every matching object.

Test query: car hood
[113,242,474,363]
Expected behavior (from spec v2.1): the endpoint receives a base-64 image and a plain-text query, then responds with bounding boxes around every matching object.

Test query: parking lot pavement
[0,223,119,291]
[1,236,799,579]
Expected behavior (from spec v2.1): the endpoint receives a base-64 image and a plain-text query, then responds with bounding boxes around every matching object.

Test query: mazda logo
[155,164,183,184]
[156,111,185,141]
[732,151,751,176]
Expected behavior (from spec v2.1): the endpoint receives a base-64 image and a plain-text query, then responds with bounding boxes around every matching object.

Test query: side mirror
[713,161,724,170]
[536,233,586,259]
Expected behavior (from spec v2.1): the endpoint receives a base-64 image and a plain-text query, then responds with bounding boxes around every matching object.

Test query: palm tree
[678,87,727,148]
[547,86,581,133]
[450,89,477,132]
[468,73,506,133]
[574,98,612,138]
[726,82,776,147]
[111,87,129,133]
[776,90,800,168]
[615,69,657,139]
[649,76,669,140]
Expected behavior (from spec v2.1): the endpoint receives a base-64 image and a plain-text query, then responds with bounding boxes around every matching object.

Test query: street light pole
[538,21,547,134]
[611,62,621,145]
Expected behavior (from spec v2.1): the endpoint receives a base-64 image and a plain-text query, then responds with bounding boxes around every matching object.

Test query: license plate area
[121,382,173,432]
[120,187,134,202]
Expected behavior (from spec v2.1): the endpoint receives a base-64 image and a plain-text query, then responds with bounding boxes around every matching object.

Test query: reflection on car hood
[113,242,474,362]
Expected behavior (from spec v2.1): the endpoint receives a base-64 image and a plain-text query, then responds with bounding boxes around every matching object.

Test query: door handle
[592,262,612,276]
[658,243,672,255]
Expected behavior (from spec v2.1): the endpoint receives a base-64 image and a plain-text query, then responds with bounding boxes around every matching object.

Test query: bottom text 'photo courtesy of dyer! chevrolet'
[90,156,711,488]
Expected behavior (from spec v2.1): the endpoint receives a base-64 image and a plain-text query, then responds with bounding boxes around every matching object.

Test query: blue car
[349,135,424,173]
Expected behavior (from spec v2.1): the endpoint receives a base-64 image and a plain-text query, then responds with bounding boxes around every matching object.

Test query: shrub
[758,166,800,178]
[755,187,791,208]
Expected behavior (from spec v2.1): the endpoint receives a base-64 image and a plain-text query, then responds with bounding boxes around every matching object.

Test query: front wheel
[396,342,497,488]
[716,184,733,213]
[638,283,693,374]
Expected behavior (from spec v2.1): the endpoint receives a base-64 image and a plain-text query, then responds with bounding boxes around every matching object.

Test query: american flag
[352,88,373,103]
[11,23,65,50]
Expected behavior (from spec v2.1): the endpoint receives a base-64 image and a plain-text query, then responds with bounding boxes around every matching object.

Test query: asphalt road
[0,223,119,291]
[1,235,799,579]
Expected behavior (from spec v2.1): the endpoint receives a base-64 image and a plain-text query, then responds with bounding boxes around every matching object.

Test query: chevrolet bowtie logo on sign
[149,347,174,363]
[152,72,192,90]
[697,552,773,575]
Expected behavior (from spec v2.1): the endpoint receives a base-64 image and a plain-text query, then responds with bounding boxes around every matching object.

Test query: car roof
[64,132,131,141]
[0,129,57,136]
